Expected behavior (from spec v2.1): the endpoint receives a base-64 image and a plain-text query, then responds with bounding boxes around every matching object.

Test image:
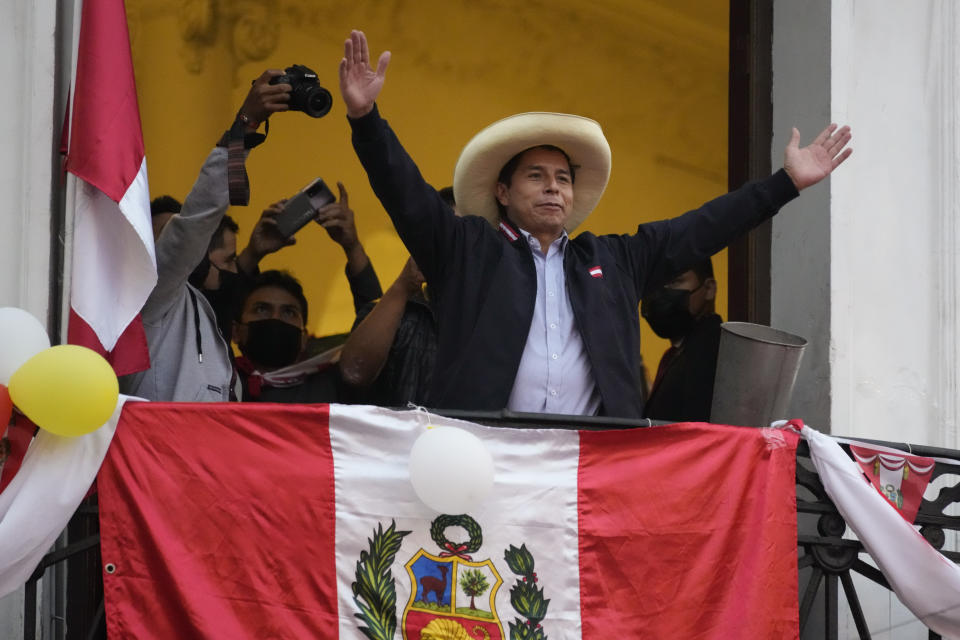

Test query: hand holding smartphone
[274,178,336,238]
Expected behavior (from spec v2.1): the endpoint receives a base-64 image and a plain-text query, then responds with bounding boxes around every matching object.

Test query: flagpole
[58,0,83,346]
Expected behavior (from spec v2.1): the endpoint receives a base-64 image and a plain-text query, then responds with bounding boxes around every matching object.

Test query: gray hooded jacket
[120,147,238,401]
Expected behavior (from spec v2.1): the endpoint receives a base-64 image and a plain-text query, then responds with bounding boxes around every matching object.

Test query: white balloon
[409,426,495,514]
[0,307,51,385]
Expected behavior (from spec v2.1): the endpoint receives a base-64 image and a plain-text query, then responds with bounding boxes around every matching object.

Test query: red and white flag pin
[588,265,603,278]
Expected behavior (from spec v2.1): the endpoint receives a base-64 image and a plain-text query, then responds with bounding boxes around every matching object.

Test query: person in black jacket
[337,29,852,418]
[641,259,722,422]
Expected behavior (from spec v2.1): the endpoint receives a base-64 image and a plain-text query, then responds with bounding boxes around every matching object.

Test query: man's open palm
[339,30,391,119]
[784,124,853,191]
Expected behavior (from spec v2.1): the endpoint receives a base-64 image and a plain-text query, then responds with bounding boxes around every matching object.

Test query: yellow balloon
[9,345,118,437]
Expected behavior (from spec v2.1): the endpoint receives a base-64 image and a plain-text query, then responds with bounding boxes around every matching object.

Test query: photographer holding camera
[231,181,383,403]
[120,69,297,402]
[270,64,332,118]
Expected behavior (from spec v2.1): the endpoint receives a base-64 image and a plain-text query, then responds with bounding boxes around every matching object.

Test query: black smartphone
[274,178,336,238]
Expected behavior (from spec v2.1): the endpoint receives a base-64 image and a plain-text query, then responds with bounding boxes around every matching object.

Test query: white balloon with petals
[0,307,51,385]
[408,426,495,514]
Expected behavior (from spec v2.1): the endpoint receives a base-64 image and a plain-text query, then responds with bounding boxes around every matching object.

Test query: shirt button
[552,353,559,360]
[550,323,557,329]
[549,389,558,396]
[548,291,555,297]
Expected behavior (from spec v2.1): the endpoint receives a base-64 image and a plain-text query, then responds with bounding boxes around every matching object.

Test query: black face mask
[188,254,211,290]
[238,319,303,369]
[202,269,245,338]
[641,287,698,341]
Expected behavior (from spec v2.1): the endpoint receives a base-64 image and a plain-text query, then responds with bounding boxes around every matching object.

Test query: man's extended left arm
[619,123,853,298]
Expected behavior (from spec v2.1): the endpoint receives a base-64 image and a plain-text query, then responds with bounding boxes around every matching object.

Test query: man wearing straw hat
[339,30,852,419]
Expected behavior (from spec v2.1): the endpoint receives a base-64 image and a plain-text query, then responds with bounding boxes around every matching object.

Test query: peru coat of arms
[352,516,550,640]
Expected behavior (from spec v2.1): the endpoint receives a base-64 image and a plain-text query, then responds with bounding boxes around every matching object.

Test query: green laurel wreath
[503,544,550,640]
[430,514,483,556]
[352,520,411,640]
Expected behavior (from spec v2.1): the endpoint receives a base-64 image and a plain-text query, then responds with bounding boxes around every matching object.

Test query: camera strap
[222,118,268,206]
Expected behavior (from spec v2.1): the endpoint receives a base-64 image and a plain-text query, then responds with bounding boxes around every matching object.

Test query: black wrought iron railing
[796,436,960,640]
[20,411,960,640]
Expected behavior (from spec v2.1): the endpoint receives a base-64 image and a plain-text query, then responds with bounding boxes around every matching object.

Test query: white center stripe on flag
[330,405,583,638]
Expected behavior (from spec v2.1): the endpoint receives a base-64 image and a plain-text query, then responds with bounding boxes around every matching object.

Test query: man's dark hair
[240,269,309,324]
[495,145,576,218]
[150,195,181,217]
[438,186,456,209]
[209,215,239,252]
[496,145,576,188]
[690,258,715,284]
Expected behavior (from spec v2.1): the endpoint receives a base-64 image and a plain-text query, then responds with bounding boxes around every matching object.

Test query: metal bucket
[709,322,808,427]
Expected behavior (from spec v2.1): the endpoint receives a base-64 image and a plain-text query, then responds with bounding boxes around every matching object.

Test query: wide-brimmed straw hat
[452,112,611,232]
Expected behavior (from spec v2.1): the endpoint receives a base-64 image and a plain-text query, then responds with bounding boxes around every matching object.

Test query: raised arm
[339,257,424,388]
[145,70,292,318]
[618,122,853,298]
[315,182,370,276]
[236,200,296,276]
[339,31,474,288]
[315,182,382,311]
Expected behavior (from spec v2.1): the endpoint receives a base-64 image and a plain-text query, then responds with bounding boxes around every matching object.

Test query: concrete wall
[773,0,958,448]
[0,1,60,323]
[0,1,62,638]
[771,0,834,431]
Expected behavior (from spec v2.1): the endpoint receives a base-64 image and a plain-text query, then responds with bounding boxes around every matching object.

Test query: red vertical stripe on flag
[65,0,144,198]
[97,404,338,638]
[578,423,800,639]
[66,310,148,377]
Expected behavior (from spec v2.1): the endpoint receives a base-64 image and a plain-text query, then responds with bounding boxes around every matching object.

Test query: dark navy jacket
[350,106,798,418]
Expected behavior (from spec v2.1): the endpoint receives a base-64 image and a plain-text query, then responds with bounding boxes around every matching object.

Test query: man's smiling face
[495,146,574,240]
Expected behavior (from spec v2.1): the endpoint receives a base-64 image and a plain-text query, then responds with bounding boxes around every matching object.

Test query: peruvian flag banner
[97,404,800,638]
[64,0,156,376]
[850,445,934,524]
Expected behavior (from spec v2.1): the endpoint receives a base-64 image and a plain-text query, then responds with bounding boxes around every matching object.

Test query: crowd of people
[120,30,853,422]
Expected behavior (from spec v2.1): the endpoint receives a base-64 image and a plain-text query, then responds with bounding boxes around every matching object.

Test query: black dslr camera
[270,64,332,118]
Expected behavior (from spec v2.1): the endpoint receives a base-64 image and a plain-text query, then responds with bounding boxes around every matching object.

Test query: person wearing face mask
[187,214,247,339]
[120,69,295,402]
[640,259,721,422]
[232,270,341,402]
[193,181,380,346]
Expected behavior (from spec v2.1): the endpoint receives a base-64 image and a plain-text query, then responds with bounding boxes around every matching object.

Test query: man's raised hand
[784,123,853,191]
[339,30,391,119]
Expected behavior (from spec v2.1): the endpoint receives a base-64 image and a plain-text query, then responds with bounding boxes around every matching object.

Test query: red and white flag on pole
[63,0,156,376]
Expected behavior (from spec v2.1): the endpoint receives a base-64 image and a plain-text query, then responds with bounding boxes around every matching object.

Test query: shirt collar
[517,227,569,254]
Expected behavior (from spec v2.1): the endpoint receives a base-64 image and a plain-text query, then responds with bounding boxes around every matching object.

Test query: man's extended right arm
[339,30,462,285]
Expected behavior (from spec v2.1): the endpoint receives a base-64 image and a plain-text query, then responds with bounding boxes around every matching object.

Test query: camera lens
[304,87,332,118]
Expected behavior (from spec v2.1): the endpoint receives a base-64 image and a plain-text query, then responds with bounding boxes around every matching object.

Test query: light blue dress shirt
[506,230,601,415]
